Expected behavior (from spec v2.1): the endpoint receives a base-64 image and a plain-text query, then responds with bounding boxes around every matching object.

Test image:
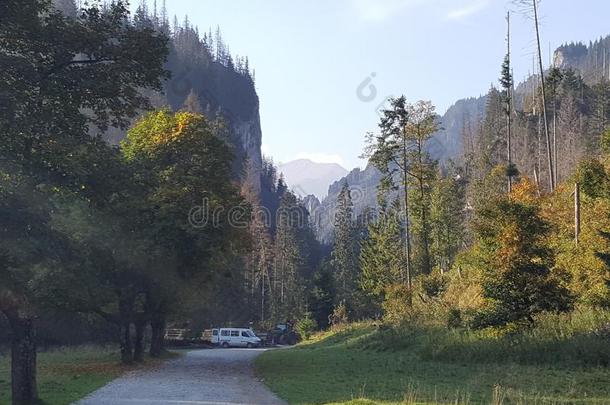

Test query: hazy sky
[136,0,610,169]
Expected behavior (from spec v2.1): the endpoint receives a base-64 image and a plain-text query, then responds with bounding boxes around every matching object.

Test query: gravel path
[75,348,287,405]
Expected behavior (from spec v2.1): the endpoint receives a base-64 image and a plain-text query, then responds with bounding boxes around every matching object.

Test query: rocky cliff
[554,36,610,83]
[163,40,263,190]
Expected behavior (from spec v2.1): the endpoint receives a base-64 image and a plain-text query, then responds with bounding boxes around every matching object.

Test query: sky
[134,0,610,170]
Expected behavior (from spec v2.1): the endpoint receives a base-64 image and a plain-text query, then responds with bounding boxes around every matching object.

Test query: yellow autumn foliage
[542,184,610,307]
[121,109,207,160]
[509,177,538,204]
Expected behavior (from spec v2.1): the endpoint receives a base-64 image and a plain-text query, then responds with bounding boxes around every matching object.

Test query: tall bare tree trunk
[417,138,431,275]
[553,107,559,185]
[506,11,513,193]
[575,183,581,245]
[532,0,555,191]
[402,133,412,290]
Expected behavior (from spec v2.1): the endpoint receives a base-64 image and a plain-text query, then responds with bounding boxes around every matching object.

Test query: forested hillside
[52,0,263,190]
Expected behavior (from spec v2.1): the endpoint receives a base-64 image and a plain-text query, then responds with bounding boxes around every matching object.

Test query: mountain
[278,159,349,199]
[431,96,488,162]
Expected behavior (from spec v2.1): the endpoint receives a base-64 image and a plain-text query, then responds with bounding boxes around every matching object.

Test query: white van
[217,328,262,348]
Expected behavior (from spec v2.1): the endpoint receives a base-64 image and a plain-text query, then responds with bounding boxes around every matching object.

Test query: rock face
[232,108,263,191]
[278,159,348,199]
[552,37,610,83]
[553,44,589,70]
[431,96,487,162]
[163,34,263,192]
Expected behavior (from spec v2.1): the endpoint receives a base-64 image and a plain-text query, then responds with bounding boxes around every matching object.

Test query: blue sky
[136,0,610,169]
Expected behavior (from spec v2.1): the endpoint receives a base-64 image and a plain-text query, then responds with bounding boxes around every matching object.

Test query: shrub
[446,309,462,329]
[296,314,317,340]
[382,284,414,325]
[329,301,349,327]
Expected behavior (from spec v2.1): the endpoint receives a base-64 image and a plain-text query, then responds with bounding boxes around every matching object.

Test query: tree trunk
[533,0,555,191]
[575,183,581,245]
[119,321,133,364]
[7,314,37,405]
[149,313,165,358]
[118,295,134,364]
[133,318,146,362]
[402,133,412,290]
[506,11,513,193]
[417,139,431,275]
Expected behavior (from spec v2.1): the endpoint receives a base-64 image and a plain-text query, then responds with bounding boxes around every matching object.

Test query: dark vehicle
[265,322,300,346]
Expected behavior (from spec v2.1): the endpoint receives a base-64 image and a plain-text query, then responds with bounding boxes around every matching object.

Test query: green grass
[256,322,610,405]
[0,346,176,405]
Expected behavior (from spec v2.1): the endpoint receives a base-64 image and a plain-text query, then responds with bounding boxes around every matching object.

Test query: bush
[575,158,609,199]
[296,314,317,340]
[446,309,462,329]
[420,272,447,299]
[382,284,414,325]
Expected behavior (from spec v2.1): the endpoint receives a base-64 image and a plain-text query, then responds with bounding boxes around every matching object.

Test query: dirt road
[76,348,287,405]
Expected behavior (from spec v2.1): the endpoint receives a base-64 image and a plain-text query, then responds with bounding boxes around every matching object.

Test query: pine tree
[273,191,305,320]
[172,15,179,35]
[158,0,170,34]
[331,182,359,306]
[472,198,573,327]
[360,200,405,300]
[591,79,610,137]
[310,261,336,329]
[430,170,465,274]
[215,26,225,64]
[134,1,153,30]
[364,96,413,287]
[500,12,516,191]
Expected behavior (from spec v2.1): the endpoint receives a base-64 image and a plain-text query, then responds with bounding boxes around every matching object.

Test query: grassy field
[0,347,175,405]
[256,322,610,405]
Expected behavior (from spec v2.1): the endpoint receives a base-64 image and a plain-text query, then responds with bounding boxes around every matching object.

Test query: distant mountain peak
[278,159,349,199]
